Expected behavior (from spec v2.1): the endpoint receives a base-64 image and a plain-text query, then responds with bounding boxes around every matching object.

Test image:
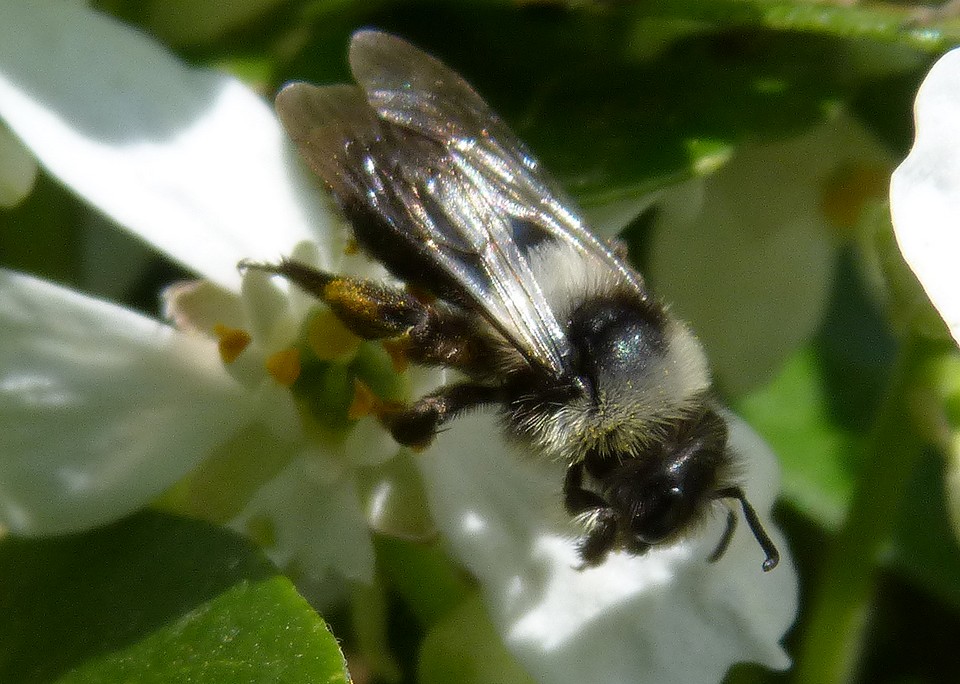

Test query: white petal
[332,419,401,468]
[418,412,796,684]
[230,454,376,584]
[0,269,254,535]
[890,48,960,347]
[649,116,887,394]
[0,0,334,289]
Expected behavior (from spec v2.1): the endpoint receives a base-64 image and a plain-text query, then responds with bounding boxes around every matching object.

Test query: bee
[243,30,779,571]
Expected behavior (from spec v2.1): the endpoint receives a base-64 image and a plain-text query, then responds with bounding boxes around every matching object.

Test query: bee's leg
[563,463,621,567]
[240,258,491,371]
[380,382,504,450]
[241,258,428,339]
[577,511,622,567]
[563,462,609,515]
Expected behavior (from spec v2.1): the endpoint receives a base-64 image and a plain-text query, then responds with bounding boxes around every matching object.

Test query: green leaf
[0,511,350,684]
[278,7,858,206]
[736,347,857,529]
[0,172,82,288]
[641,0,960,52]
[350,576,402,683]
[375,535,472,627]
[736,249,898,529]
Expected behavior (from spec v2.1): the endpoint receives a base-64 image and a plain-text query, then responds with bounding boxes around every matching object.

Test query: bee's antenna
[714,486,780,572]
[708,507,737,564]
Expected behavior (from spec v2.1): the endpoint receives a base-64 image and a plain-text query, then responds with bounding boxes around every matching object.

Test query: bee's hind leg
[239,258,492,372]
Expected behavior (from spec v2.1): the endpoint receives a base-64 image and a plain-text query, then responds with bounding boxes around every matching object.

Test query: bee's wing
[275,32,640,377]
[276,83,570,376]
[348,31,642,289]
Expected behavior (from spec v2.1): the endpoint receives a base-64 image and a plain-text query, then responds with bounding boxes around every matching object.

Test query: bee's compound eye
[634,483,686,544]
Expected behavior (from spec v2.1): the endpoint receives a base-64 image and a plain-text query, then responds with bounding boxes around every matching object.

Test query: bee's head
[580,409,779,571]
[621,475,699,550]
[604,410,729,552]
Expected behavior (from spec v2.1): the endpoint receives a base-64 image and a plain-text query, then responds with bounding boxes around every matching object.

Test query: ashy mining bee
[243,30,779,571]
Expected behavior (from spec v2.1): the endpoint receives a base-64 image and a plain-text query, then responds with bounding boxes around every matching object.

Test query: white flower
[0,0,382,584]
[422,412,796,683]
[890,48,960,347]
[890,50,960,547]
[0,2,797,682]
[649,115,891,395]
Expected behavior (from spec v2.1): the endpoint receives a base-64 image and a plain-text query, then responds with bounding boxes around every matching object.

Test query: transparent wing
[349,31,642,289]
[276,82,570,376]
[275,32,643,378]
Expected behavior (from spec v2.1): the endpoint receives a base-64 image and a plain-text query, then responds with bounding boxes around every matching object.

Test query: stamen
[348,379,378,420]
[382,338,409,374]
[265,348,301,386]
[213,323,252,364]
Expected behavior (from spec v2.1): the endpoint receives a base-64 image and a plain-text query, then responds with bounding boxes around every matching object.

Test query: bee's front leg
[563,463,623,567]
[381,382,504,450]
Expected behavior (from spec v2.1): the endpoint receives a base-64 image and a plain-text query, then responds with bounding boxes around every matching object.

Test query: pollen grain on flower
[213,323,252,364]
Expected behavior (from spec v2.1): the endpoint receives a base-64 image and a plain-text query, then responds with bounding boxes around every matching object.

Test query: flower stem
[792,333,927,684]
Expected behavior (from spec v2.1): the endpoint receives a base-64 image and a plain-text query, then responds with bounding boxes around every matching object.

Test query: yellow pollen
[213,323,252,364]
[344,237,360,255]
[323,280,379,319]
[265,348,301,386]
[821,162,892,232]
[348,379,378,420]
[307,309,361,361]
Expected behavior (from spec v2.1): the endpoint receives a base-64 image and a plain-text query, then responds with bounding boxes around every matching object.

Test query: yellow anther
[213,323,252,364]
[265,348,301,386]
[382,338,410,374]
[307,309,361,361]
[348,379,378,420]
